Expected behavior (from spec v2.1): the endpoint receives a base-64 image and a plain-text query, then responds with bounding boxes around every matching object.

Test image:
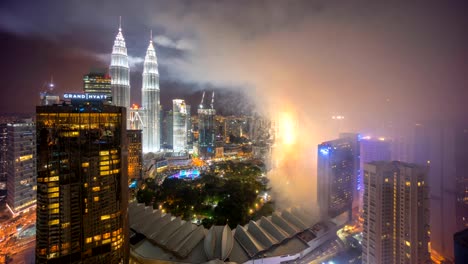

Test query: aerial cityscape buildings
[0,3,465,263]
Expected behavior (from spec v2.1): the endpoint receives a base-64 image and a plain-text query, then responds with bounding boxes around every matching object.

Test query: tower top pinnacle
[150,29,153,43]
[119,16,122,32]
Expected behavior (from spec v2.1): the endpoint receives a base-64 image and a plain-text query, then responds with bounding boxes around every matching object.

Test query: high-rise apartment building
[172,99,187,152]
[317,135,359,222]
[109,20,130,123]
[83,70,112,101]
[141,31,160,153]
[35,100,128,263]
[5,119,37,215]
[362,161,431,264]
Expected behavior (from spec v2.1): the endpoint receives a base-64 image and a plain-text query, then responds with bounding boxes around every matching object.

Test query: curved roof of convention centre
[128,201,330,264]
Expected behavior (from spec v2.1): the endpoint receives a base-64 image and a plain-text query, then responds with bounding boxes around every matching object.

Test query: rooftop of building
[128,202,333,264]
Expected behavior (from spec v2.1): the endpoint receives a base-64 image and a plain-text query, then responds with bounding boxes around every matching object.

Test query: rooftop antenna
[210,91,214,109]
[150,29,153,42]
[119,16,122,31]
[200,91,205,109]
[49,75,55,91]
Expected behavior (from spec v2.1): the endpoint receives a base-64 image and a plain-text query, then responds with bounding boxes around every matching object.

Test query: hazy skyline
[0,0,466,123]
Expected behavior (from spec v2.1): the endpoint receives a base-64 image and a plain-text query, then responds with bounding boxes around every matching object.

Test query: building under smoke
[362,161,430,264]
[141,31,160,153]
[317,134,359,223]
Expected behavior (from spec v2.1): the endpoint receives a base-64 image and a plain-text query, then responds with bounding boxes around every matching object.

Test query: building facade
[198,106,216,158]
[5,119,37,215]
[141,33,160,153]
[83,70,112,101]
[35,101,128,263]
[127,130,142,180]
[362,161,431,264]
[317,135,359,222]
[172,99,187,152]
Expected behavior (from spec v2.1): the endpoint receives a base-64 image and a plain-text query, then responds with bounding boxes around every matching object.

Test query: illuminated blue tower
[317,134,359,222]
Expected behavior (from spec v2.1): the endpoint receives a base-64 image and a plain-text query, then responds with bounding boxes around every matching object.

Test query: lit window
[49,176,59,182]
[61,222,70,228]
[101,215,110,220]
[49,203,59,209]
[94,196,99,202]
[48,187,59,193]
[92,186,100,192]
[99,151,109,156]
[86,237,92,244]
[50,208,59,214]
[94,235,101,241]
[49,219,59,225]
[405,181,411,187]
[385,178,389,183]
[82,162,89,168]
[100,171,109,176]
[48,192,59,198]
[405,240,411,247]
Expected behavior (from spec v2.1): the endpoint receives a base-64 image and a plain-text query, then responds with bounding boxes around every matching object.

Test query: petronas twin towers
[109,20,160,153]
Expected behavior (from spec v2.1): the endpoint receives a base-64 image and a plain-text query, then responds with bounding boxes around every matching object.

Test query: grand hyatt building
[35,98,128,263]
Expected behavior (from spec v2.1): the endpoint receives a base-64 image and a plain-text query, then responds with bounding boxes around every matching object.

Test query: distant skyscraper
[127,130,143,180]
[198,92,216,158]
[162,110,173,149]
[317,135,359,222]
[172,99,187,152]
[0,123,7,191]
[5,119,36,215]
[413,122,468,261]
[362,161,431,264]
[141,31,160,153]
[109,19,130,121]
[36,100,128,263]
[83,69,112,101]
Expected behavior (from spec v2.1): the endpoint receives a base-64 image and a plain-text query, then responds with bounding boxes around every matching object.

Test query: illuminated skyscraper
[83,69,112,102]
[36,99,128,263]
[172,99,187,152]
[362,161,430,264]
[198,92,216,158]
[5,119,36,215]
[109,18,130,120]
[127,130,142,180]
[141,31,160,153]
[317,135,359,223]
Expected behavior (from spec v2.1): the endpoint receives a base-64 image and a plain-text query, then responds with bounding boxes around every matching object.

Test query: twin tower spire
[109,17,161,153]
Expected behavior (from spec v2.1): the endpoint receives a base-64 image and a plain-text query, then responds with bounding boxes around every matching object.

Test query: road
[0,209,36,261]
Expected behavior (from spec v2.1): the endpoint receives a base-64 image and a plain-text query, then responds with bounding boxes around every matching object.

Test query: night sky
[0,0,467,124]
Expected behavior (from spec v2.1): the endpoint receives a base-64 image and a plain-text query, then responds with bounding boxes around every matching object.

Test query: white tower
[109,17,131,121]
[142,30,160,153]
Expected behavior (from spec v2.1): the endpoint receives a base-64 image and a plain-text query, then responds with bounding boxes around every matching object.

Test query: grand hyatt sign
[63,93,109,100]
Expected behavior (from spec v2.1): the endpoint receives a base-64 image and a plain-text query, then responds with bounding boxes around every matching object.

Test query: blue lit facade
[317,135,359,221]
